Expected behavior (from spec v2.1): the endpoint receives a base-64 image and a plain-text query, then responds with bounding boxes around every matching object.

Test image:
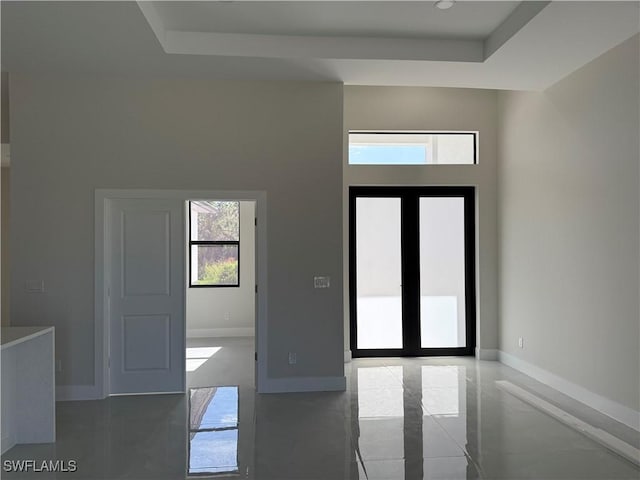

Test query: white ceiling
[2,1,639,90]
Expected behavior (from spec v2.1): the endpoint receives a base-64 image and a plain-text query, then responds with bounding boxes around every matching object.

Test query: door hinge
[255,284,258,293]
[254,352,257,362]
[108,357,111,368]
[255,218,257,227]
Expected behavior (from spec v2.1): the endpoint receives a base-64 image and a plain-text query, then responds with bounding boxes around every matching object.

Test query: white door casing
[108,198,185,394]
[95,189,267,399]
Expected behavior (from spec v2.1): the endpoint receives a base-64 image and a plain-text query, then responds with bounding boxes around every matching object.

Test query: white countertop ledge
[1,326,55,350]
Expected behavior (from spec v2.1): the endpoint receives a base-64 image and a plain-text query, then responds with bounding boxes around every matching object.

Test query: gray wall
[9,77,344,386]
[498,35,640,411]
[1,72,9,326]
[1,72,8,144]
[186,200,255,336]
[343,86,499,355]
[1,167,9,325]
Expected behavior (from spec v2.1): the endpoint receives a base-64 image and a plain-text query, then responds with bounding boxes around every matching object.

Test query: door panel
[419,197,466,348]
[110,198,184,394]
[350,187,475,357]
[122,210,171,296]
[355,197,403,349]
[122,314,170,371]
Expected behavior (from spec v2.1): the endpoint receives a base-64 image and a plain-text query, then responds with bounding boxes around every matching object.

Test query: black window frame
[188,200,241,288]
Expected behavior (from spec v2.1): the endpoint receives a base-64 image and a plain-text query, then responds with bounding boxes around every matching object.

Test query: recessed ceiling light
[434,0,455,10]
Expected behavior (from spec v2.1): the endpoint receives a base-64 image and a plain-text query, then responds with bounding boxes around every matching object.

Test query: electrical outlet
[288,352,297,365]
[518,337,524,348]
[25,280,45,293]
[224,312,231,321]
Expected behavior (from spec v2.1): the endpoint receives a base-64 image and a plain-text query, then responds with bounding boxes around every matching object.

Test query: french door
[349,187,476,357]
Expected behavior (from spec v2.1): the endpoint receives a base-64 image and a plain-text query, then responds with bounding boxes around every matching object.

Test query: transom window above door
[348,131,477,165]
[189,200,240,287]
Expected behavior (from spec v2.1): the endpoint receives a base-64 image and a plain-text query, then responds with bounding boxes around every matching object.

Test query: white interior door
[109,198,185,395]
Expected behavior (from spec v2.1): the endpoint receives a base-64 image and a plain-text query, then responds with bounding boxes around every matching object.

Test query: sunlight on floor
[186,346,222,372]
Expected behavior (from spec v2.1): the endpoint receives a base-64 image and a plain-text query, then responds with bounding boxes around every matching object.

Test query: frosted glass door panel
[356,197,403,349]
[419,198,466,348]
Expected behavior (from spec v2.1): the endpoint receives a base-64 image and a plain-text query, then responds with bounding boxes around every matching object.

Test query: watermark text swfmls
[3,459,78,473]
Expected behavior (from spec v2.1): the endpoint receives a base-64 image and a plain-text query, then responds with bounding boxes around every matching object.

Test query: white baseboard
[496,380,640,467]
[344,350,352,363]
[499,351,640,432]
[1,434,16,455]
[110,391,183,397]
[56,385,102,401]
[259,375,346,394]
[187,328,254,338]
[475,348,499,360]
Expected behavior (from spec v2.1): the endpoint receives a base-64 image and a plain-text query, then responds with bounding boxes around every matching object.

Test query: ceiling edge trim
[136,1,167,49]
[484,1,550,60]
[163,30,484,62]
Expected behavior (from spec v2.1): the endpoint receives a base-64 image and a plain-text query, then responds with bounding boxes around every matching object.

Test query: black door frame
[349,186,476,357]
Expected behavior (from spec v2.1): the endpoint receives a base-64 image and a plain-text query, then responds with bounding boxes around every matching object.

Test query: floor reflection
[355,367,405,477]
[421,365,465,417]
[188,386,239,476]
[351,363,478,479]
[3,339,638,480]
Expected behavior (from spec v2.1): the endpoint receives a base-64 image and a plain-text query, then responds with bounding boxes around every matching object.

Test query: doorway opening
[349,186,476,357]
[185,199,257,389]
[185,199,257,477]
[96,189,267,399]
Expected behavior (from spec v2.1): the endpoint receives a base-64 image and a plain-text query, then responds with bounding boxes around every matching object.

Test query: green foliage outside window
[195,201,239,241]
[196,258,239,286]
[190,200,240,287]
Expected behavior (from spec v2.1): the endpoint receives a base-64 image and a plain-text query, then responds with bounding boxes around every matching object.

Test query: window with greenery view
[189,200,240,287]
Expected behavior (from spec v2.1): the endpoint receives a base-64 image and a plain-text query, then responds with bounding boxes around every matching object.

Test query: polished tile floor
[2,337,639,479]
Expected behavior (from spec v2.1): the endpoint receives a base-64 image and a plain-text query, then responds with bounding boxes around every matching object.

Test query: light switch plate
[314,276,330,288]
